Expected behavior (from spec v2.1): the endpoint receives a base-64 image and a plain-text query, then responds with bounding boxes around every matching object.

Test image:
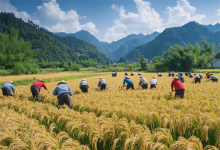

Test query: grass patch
[0,73,111,87]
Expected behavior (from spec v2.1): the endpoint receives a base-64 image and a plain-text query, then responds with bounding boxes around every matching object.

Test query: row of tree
[152,41,217,72]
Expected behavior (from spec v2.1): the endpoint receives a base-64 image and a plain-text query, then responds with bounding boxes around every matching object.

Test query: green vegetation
[152,41,215,72]
[0,73,110,87]
[0,28,39,74]
[126,21,220,60]
[0,12,109,64]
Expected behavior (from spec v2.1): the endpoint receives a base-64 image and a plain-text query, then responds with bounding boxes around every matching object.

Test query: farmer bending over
[185,72,188,76]
[53,80,73,109]
[172,71,175,77]
[178,75,184,83]
[206,72,211,79]
[131,71,134,76]
[98,77,107,90]
[158,72,162,77]
[199,71,203,79]
[194,73,201,83]
[79,78,89,93]
[171,77,185,99]
[2,81,16,97]
[138,72,141,75]
[150,77,157,89]
[168,72,171,77]
[189,73,193,78]
[210,74,218,82]
[125,72,128,75]
[123,76,134,90]
[139,76,148,89]
[31,79,49,102]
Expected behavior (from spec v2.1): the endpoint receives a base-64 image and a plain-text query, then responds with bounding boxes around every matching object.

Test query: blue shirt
[123,78,133,84]
[2,82,15,93]
[53,84,73,98]
[179,76,184,80]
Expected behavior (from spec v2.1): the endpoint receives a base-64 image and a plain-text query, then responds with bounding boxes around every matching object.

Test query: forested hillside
[126,22,220,60]
[54,31,159,59]
[0,12,109,63]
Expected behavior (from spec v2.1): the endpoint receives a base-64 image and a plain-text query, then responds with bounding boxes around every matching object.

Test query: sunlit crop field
[0,72,220,149]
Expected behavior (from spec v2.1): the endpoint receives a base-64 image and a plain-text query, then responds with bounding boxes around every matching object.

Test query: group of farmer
[167,71,218,83]
[1,71,219,109]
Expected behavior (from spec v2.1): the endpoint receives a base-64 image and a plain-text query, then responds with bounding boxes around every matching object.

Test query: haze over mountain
[125,22,220,60]
[54,31,159,58]
[204,23,220,32]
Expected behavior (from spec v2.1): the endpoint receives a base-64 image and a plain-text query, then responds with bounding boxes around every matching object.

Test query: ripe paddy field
[0,72,219,150]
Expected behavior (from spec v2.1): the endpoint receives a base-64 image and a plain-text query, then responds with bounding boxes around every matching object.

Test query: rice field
[0,72,220,150]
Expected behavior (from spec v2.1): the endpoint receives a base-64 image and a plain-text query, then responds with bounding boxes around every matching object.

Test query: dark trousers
[158,74,162,77]
[126,82,134,90]
[168,74,171,76]
[58,92,72,109]
[81,85,88,93]
[185,73,188,76]
[175,89,185,99]
[2,88,12,96]
[142,84,148,89]
[125,73,128,75]
[180,78,185,83]
[172,74,174,77]
[131,74,134,76]
[199,75,203,79]
[100,84,106,90]
[150,84,156,89]
[31,86,40,102]
[195,78,201,83]
[211,79,218,82]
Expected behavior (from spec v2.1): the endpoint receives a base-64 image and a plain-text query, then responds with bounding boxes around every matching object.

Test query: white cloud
[215,9,220,16]
[104,0,164,42]
[35,1,98,34]
[0,0,39,23]
[165,0,206,27]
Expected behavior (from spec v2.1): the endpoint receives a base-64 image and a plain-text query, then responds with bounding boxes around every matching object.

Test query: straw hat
[39,79,42,81]
[57,80,66,85]
[194,73,196,75]
[173,76,179,80]
[100,77,103,79]
[9,81,14,84]
[152,77,155,79]
[140,76,143,78]
[82,78,86,81]
[125,76,129,78]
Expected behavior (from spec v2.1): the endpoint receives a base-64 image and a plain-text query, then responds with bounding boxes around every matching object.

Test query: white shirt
[150,79,157,85]
[139,78,148,85]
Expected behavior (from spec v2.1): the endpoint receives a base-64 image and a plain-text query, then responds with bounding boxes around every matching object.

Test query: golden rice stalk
[61,138,90,150]
[169,136,188,150]
[111,138,119,150]
[200,125,209,142]
[8,138,30,150]
[187,136,203,150]
[203,145,219,150]
[153,128,173,146]
[152,142,169,150]
[57,131,70,143]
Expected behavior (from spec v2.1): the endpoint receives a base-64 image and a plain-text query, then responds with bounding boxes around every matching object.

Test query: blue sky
[0,0,220,42]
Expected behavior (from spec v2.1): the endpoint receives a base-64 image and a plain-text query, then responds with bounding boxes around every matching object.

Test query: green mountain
[125,22,220,60]
[111,32,159,59]
[0,12,109,63]
[54,31,159,59]
[204,23,220,32]
[53,31,112,56]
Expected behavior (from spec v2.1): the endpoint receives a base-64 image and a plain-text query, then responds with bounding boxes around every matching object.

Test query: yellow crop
[0,72,220,149]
